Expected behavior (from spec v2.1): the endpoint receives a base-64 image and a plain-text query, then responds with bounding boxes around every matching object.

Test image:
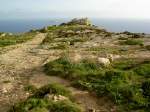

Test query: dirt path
[0,33,46,112]
[30,74,114,112]
[0,33,114,112]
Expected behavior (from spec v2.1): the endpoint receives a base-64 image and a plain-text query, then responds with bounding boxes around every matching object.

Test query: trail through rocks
[0,33,114,112]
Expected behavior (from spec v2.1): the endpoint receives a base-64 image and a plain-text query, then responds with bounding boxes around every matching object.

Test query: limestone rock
[97,57,110,66]
[2,88,8,93]
[0,33,6,37]
[45,94,68,102]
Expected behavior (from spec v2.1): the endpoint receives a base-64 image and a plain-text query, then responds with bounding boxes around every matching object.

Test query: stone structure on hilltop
[60,18,92,26]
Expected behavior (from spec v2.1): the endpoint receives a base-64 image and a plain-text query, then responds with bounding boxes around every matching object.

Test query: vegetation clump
[9,84,81,112]
[41,25,99,49]
[0,32,35,47]
[121,39,144,46]
[45,57,150,111]
[145,45,150,50]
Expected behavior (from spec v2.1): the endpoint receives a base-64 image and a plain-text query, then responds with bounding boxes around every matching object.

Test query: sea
[0,18,150,34]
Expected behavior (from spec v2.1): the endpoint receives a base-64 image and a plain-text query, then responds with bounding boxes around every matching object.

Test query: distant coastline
[0,18,150,33]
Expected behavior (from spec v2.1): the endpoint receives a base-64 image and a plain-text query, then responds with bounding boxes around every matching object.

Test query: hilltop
[0,18,150,112]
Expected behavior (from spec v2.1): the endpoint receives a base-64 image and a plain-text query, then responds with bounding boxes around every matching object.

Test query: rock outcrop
[60,18,92,26]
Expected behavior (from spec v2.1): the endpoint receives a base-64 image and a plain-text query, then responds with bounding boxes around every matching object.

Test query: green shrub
[122,39,143,46]
[24,85,37,93]
[134,64,150,77]
[31,84,71,99]
[112,60,136,70]
[145,45,150,51]
[48,100,81,112]
[9,98,81,112]
[29,107,48,112]
[8,98,49,112]
[142,80,150,97]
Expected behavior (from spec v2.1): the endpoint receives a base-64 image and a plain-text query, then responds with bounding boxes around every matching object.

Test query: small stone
[2,88,7,93]
[26,92,30,95]
[58,95,68,101]
[97,57,110,66]
[53,95,58,102]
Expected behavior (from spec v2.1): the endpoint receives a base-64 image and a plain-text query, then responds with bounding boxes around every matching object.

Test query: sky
[0,0,150,20]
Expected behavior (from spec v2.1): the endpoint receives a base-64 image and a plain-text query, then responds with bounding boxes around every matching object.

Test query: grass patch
[44,57,102,81]
[45,57,150,111]
[9,84,81,112]
[0,32,35,47]
[41,25,95,46]
[9,98,81,112]
[30,84,72,99]
[134,63,150,78]
[121,39,143,46]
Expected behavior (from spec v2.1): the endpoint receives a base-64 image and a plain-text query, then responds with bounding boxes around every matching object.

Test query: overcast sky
[0,0,150,20]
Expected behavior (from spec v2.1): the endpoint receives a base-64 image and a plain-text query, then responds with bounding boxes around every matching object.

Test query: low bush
[112,59,136,70]
[9,84,81,112]
[145,45,150,51]
[121,39,143,46]
[9,98,81,112]
[142,80,150,97]
[24,85,37,93]
[30,84,71,99]
[134,63,150,78]
[48,100,81,112]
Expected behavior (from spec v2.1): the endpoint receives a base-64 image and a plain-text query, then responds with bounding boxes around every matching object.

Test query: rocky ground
[0,20,150,112]
[0,33,114,112]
